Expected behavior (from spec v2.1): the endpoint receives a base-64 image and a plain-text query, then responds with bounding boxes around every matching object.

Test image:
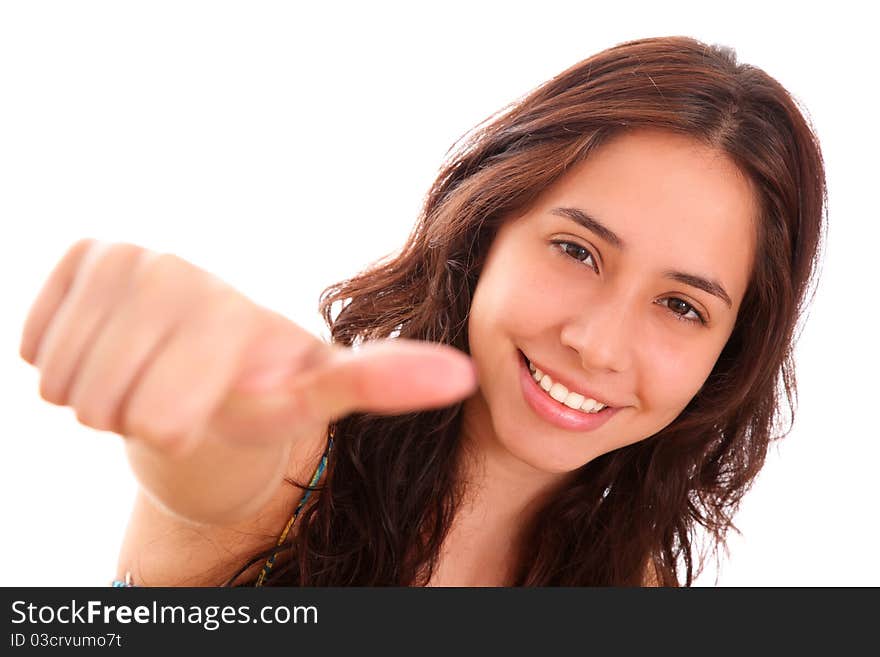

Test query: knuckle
[132,252,187,291]
[74,404,109,432]
[72,394,116,433]
[119,396,149,439]
[120,413,146,442]
[38,375,64,406]
[154,427,190,455]
[122,403,191,453]
[130,252,218,318]
[198,286,249,323]
[189,291,258,350]
[88,242,143,279]
[68,238,99,261]
[19,327,42,365]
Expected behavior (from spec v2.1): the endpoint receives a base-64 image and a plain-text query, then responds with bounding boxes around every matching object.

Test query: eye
[552,241,708,326]
[657,297,707,325]
[554,240,598,273]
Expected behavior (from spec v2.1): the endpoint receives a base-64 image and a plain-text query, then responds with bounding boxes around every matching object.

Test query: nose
[559,295,634,374]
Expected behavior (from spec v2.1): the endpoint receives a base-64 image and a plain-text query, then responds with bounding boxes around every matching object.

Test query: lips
[517,349,619,432]
[520,350,614,409]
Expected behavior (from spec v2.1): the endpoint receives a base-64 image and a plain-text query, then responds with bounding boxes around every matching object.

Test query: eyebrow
[550,207,625,249]
[663,271,732,308]
[550,205,733,309]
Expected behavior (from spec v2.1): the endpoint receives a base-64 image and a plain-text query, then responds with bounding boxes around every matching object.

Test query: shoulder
[116,431,330,586]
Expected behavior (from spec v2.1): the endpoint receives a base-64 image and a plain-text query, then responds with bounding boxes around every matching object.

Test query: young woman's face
[465,129,758,475]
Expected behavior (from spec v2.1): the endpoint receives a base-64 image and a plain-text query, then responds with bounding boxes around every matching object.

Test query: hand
[20,240,478,458]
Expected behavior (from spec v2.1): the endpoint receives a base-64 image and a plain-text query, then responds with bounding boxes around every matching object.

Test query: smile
[528,361,607,414]
[517,350,618,432]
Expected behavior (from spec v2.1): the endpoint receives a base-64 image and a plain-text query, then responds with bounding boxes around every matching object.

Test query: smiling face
[463,129,758,476]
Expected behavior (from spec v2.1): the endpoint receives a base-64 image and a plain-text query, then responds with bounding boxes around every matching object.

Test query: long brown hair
[232,35,827,586]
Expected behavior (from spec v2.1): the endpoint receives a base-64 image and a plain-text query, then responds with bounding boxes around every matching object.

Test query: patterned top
[111,435,333,587]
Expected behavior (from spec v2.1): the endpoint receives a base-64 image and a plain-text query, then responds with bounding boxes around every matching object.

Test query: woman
[20,35,826,586]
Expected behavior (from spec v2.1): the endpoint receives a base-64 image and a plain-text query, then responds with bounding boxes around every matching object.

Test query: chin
[482,395,597,477]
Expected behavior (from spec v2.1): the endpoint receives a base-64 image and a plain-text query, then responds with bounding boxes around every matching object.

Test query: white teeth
[525,356,608,414]
[548,382,568,402]
[563,392,585,409]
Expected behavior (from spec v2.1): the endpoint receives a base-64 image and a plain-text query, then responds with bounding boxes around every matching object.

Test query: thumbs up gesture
[20,240,478,460]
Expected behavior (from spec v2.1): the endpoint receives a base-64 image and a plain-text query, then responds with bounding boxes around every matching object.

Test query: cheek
[470,253,555,339]
[638,337,722,422]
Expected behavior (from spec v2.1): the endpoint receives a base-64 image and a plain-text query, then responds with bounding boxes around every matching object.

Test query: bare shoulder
[115,429,329,587]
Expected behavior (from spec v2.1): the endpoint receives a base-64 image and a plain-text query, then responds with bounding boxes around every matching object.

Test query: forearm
[124,434,291,527]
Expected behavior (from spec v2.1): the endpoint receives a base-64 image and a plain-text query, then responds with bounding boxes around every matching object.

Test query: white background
[1,1,876,586]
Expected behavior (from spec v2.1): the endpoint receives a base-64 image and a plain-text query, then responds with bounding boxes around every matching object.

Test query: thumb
[211,339,478,448]
[291,339,479,422]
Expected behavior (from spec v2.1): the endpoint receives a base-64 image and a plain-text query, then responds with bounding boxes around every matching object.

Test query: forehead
[530,129,758,302]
